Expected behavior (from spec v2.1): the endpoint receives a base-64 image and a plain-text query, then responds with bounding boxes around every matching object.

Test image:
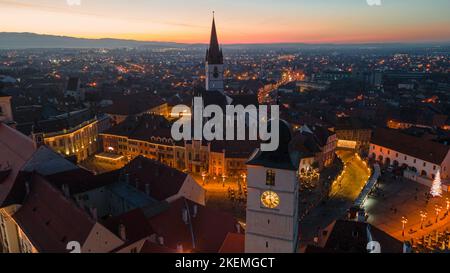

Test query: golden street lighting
[222,174,227,188]
[420,211,427,229]
[435,205,442,223]
[401,216,408,237]
[201,171,207,186]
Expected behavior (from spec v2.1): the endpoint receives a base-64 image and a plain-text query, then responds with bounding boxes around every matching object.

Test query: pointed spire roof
[206,13,223,65]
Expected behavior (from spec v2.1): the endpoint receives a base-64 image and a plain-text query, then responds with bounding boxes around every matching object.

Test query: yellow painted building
[0,206,37,253]
[37,118,100,163]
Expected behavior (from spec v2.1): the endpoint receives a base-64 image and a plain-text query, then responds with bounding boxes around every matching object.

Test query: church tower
[205,14,224,93]
[245,121,300,253]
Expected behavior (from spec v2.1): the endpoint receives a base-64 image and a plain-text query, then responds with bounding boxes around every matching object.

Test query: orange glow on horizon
[1,0,450,44]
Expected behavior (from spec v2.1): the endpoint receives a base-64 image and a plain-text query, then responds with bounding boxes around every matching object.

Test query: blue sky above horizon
[1,0,449,44]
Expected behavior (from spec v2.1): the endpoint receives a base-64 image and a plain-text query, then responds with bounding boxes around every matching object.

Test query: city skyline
[1,0,450,44]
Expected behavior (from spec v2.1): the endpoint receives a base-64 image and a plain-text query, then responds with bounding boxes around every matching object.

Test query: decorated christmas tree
[430,169,442,197]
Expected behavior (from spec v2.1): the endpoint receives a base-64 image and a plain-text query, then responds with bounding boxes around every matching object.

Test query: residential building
[290,125,337,172]
[29,109,110,163]
[332,117,372,154]
[305,220,404,253]
[370,128,450,189]
[100,114,258,178]
[64,77,85,102]
[102,93,169,125]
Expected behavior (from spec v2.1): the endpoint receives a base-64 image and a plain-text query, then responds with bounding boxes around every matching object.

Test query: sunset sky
[1,0,449,44]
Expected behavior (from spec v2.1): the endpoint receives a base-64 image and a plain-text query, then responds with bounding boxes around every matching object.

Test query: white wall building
[370,128,450,182]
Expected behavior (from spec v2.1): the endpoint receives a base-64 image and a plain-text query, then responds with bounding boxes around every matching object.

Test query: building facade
[33,114,110,163]
[370,128,450,181]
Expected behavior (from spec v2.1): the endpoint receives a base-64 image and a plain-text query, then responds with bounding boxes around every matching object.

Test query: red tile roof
[104,114,175,144]
[13,175,96,252]
[0,123,36,206]
[219,233,245,253]
[322,220,403,253]
[210,140,260,158]
[147,198,240,253]
[0,169,11,184]
[45,168,120,195]
[102,208,154,243]
[123,156,188,201]
[103,93,166,116]
[372,128,450,165]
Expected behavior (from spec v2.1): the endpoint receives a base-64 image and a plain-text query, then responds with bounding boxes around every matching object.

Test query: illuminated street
[330,151,372,201]
[299,150,372,245]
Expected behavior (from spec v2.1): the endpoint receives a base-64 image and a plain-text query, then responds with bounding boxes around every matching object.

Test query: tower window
[266,242,269,248]
[266,170,276,186]
[213,67,219,78]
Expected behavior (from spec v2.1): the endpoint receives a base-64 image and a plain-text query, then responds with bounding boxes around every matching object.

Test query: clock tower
[245,121,300,253]
[205,14,224,93]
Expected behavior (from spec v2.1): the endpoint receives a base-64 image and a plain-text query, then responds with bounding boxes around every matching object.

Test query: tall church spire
[206,13,223,65]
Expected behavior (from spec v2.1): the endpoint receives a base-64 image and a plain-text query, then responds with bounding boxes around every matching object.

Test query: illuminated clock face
[261,191,280,209]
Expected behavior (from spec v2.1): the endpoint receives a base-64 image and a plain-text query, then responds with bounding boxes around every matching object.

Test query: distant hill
[0,32,186,49]
[0,32,448,50]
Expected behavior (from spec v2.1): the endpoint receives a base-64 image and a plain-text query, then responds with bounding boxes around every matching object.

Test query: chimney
[158,236,165,246]
[236,223,241,234]
[182,208,189,225]
[118,224,127,241]
[62,184,70,198]
[77,197,85,209]
[135,178,140,189]
[192,205,198,218]
[177,243,184,253]
[25,181,30,196]
[145,183,150,195]
[90,207,98,221]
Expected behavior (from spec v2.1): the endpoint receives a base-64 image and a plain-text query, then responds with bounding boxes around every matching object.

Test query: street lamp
[435,205,442,223]
[401,216,408,237]
[241,173,247,184]
[240,173,247,192]
[201,171,207,186]
[222,174,227,188]
[420,211,427,229]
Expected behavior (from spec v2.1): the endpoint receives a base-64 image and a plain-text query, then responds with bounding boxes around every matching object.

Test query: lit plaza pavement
[300,150,371,244]
[80,157,122,174]
[364,174,450,243]
[194,174,248,222]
